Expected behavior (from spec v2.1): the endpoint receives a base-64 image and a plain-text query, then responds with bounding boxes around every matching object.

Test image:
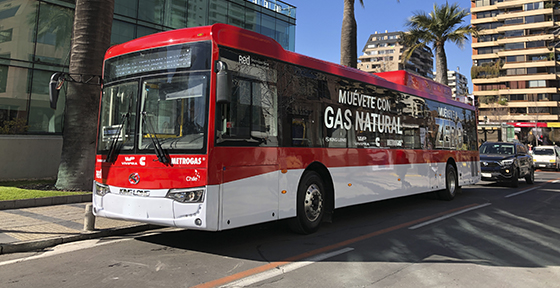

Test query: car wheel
[437,164,459,201]
[289,171,325,234]
[525,167,534,184]
[510,168,519,188]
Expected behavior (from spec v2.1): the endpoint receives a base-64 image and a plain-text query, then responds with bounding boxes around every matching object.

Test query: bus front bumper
[92,192,217,231]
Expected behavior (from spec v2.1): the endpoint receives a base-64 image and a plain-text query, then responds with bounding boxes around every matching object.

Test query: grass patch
[0,179,90,201]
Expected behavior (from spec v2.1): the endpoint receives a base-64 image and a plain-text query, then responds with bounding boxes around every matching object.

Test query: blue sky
[288,0,474,91]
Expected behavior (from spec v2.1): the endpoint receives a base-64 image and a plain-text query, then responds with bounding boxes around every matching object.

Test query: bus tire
[437,164,458,201]
[289,171,325,234]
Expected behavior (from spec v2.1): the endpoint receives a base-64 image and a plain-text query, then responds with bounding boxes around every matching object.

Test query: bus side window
[217,77,278,147]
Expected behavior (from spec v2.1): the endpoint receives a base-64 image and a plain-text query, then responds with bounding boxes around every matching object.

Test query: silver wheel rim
[448,171,456,195]
[304,184,323,222]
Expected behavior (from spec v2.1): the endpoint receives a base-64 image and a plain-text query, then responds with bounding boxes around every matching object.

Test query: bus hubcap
[448,173,456,195]
[304,184,323,222]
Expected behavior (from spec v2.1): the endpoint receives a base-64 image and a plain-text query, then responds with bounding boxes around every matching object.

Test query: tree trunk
[434,43,448,85]
[340,0,358,68]
[55,0,114,191]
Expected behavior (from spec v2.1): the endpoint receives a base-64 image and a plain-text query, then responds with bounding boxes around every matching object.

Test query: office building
[358,30,434,79]
[0,0,296,180]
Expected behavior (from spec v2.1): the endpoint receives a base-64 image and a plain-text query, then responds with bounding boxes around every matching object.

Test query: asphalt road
[1,171,560,288]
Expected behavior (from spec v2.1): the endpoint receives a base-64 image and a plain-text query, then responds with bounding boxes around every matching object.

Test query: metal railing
[248,0,296,18]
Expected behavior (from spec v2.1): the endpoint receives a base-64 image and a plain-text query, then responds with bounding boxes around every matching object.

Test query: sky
[288,0,474,91]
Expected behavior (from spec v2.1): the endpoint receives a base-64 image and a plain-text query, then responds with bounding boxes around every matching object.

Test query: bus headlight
[94,181,110,196]
[166,187,205,203]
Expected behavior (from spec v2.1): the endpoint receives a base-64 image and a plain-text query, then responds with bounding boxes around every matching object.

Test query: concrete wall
[0,135,62,180]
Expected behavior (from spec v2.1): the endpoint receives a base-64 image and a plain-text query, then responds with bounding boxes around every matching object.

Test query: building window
[0,28,12,43]
[525,2,544,11]
[505,30,523,37]
[527,41,545,48]
[504,17,523,25]
[528,80,546,87]
[504,42,524,50]
[528,107,549,114]
[510,107,526,114]
[506,55,525,62]
[509,94,526,101]
[525,15,545,24]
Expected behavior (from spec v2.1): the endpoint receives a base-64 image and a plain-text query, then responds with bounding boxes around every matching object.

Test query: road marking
[408,203,492,230]
[0,237,133,267]
[191,203,481,288]
[505,186,540,198]
[220,247,354,288]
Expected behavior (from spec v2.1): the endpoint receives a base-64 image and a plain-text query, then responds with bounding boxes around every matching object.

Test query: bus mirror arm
[49,72,65,109]
[216,61,231,104]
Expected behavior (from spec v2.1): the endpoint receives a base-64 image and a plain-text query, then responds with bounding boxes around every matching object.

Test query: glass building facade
[0,0,296,135]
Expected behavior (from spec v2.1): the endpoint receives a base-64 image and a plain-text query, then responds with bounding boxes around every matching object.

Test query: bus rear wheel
[437,164,459,201]
[289,171,325,234]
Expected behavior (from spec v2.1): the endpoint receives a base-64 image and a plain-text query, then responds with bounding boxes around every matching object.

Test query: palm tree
[340,0,363,68]
[340,0,399,68]
[401,2,477,85]
[55,0,114,191]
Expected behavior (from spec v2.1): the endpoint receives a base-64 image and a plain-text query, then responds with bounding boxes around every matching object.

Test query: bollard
[84,203,96,231]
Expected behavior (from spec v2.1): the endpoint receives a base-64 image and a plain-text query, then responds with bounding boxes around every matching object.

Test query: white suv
[532,145,560,171]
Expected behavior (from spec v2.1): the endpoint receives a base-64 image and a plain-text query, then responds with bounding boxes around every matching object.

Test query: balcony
[496,33,554,45]
[502,60,557,69]
[497,21,555,32]
[497,47,551,57]
[496,8,554,21]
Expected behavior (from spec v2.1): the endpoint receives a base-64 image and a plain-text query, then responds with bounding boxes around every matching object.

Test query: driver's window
[216,50,278,147]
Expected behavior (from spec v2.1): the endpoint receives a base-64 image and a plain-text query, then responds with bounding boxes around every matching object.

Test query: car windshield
[533,148,554,156]
[480,143,515,155]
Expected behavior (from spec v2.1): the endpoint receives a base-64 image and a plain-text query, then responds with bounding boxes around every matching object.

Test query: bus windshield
[139,73,208,151]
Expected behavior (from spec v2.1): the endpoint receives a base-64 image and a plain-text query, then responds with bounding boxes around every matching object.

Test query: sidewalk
[0,196,157,255]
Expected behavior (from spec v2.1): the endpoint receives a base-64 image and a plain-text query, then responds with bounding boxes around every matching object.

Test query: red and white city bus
[93,24,480,234]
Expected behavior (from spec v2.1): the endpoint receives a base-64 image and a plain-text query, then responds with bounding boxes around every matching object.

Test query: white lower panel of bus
[217,161,479,231]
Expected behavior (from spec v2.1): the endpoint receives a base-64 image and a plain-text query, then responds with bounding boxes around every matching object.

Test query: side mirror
[49,72,65,109]
[216,61,231,104]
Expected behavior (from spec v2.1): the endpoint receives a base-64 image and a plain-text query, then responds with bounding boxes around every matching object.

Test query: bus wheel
[289,171,325,234]
[438,164,458,201]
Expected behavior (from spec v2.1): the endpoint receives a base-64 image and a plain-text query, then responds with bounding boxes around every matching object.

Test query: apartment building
[433,70,470,99]
[471,0,560,142]
[358,31,434,79]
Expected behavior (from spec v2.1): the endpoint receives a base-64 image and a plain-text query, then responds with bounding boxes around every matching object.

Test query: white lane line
[505,186,540,198]
[408,203,492,230]
[220,247,354,288]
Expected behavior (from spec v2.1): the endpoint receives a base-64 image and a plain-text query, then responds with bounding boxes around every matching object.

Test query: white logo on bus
[171,157,203,165]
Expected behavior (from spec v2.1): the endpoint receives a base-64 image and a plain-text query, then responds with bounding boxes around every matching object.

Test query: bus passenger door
[221,164,279,230]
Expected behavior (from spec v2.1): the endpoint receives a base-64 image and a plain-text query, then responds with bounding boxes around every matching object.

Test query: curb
[0,224,160,255]
[0,194,92,210]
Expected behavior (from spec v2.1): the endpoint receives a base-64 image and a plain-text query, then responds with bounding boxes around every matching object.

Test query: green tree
[55,0,114,191]
[401,2,477,85]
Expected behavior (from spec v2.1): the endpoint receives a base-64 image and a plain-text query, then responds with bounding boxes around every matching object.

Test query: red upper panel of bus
[104,24,474,111]
[374,70,452,99]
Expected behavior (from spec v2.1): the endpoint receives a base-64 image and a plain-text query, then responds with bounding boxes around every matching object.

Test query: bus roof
[105,23,474,111]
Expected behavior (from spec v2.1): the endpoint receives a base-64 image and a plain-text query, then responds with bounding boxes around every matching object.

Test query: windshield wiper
[141,111,170,164]
[106,112,128,163]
